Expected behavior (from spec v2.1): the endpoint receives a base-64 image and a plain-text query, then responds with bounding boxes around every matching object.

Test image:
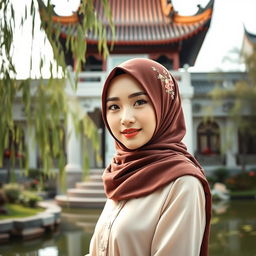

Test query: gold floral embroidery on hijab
[152,66,175,99]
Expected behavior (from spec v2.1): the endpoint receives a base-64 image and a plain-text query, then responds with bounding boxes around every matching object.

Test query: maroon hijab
[101,58,211,256]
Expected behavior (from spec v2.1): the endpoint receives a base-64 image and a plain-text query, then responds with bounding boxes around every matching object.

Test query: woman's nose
[121,108,135,125]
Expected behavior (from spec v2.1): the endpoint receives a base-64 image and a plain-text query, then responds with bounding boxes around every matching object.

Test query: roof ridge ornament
[160,0,174,17]
[160,0,213,24]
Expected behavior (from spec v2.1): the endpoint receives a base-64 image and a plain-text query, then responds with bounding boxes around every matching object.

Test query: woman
[86,58,211,256]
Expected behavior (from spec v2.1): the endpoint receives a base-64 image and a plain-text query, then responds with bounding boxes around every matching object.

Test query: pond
[0,200,256,256]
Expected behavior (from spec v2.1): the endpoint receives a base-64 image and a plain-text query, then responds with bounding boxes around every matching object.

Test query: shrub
[225,170,256,191]
[0,190,8,214]
[19,190,42,208]
[26,169,56,196]
[27,169,41,179]
[206,175,215,187]
[3,183,23,203]
[212,168,230,183]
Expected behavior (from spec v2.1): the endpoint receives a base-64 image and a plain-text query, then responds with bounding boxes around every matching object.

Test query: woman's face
[106,74,156,150]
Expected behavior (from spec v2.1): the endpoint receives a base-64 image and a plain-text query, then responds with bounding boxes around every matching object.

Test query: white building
[2,0,256,187]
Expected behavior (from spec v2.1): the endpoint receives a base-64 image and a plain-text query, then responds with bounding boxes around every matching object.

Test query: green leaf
[0,0,113,185]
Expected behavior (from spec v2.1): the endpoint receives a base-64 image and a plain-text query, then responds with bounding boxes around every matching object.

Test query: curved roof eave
[244,26,256,44]
[48,0,213,27]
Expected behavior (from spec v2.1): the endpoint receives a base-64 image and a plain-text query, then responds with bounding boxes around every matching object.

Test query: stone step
[55,195,106,208]
[67,188,106,198]
[55,169,106,209]
[0,232,10,243]
[89,169,104,175]
[88,174,103,182]
[76,181,104,190]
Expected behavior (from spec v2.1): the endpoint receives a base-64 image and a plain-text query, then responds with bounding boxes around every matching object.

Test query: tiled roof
[50,0,213,45]
[245,28,256,45]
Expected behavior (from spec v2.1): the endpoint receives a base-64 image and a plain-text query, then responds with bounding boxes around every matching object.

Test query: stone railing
[195,153,226,166]
[67,69,190,98]
[66,72,107,97]
[237,154,256,165]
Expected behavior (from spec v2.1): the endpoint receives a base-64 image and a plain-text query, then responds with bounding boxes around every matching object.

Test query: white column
[105,130,115,165]
[182,97,194,154]
[64,113,82,188]
[65,114,82,172]
[225,119,238,168]
[64,68,83,188]
[27,125,37,169]
[179,67,194,155]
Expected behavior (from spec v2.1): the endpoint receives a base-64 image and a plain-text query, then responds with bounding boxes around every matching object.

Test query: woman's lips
[121,128,142,138]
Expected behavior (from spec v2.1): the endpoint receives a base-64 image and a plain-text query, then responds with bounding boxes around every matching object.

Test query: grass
[230,189,256,197]
[0,204,44,220]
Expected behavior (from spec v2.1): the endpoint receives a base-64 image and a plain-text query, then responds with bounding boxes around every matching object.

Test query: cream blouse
[86,175,206,256]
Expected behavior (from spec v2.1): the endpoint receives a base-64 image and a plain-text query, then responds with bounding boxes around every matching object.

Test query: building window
[197,121,220,155]
[83,55,103,71]
[238,131,256,154]
[155,56,173,70]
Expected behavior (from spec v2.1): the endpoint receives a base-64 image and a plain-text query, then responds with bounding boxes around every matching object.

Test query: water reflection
[38,247,58,256]
[0,208,100,256]
[0,201,255,256]
[210,200,256,256]
[212,200,230,214]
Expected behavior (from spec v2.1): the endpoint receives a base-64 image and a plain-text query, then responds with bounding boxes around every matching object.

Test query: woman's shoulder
[164,175,204,199]
[174,175,203,188]
[160,175,205,213]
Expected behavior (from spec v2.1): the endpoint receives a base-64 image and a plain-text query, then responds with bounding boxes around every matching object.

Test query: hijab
[101,58,211,256]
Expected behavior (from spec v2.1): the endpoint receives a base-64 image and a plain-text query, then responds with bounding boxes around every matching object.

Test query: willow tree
[210,46,256,171]
[0,0,113,182]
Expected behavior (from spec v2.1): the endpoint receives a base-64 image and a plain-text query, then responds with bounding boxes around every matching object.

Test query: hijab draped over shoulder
[101,58,211,256]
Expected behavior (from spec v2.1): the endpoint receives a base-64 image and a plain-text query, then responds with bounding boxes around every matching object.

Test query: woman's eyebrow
[128,92,147,98]
[106,96,119,102]
[106,92,147,102]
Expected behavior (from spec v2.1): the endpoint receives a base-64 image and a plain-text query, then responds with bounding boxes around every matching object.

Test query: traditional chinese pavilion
[244,28,256,44]
[38,0,215,173]
[3,0,256,209]
[43,0,214,70]
[242,28,256,56]
[38,0,217,191]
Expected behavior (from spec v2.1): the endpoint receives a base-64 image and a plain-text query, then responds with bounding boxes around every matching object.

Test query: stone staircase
[55,169,107,208]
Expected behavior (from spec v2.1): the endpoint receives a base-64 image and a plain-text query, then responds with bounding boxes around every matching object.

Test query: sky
[184,0,256,72]
[9,0,256,78]
[176,0,256,71]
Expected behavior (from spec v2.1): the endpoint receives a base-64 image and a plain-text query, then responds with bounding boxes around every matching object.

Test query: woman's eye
[134,99,147,106]
[108,104,119,111]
